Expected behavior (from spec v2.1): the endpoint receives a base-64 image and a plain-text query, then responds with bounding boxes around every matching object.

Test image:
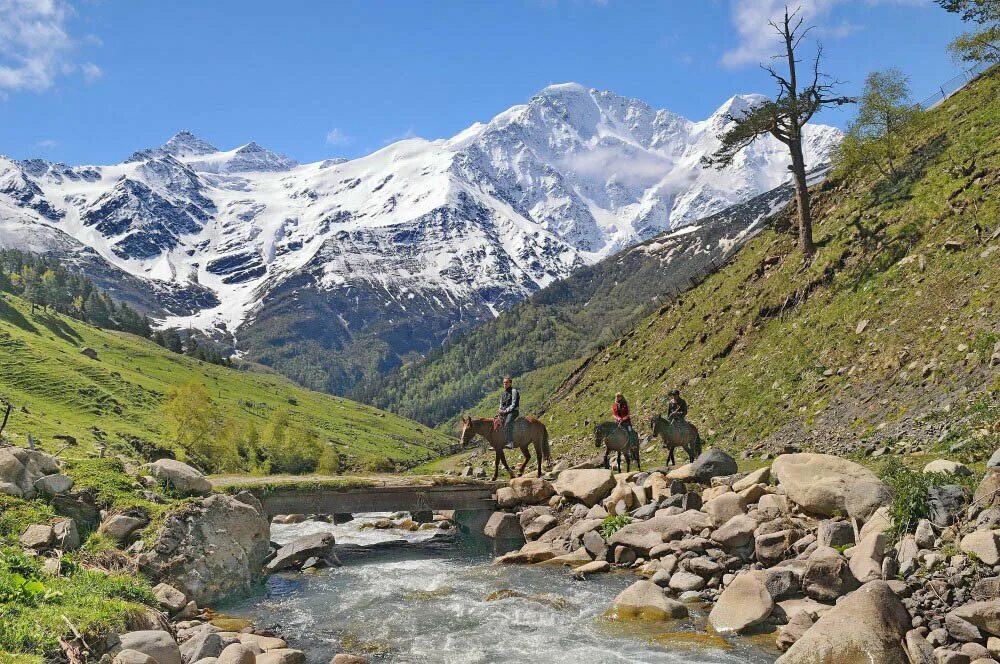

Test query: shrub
[878,457,976,541]
[599,514,632,540]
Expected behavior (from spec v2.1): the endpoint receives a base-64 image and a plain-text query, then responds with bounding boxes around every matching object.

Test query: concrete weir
[235,480,498,520]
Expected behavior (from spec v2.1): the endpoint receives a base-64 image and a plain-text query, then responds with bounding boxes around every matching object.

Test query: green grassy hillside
[0,293,453,471]
[535,67,1000,466]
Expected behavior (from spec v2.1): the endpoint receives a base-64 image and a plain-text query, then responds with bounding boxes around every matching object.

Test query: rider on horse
[613,392,633,434]
[667,389,688,423]
[498,376,520,449]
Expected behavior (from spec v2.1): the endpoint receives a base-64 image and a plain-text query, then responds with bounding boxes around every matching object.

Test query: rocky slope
[0,85,840,395]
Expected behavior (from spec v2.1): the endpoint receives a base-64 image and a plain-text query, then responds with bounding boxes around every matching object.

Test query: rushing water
[220,516,779,664]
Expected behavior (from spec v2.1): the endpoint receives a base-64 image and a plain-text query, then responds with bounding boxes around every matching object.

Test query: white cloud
[325,128,351,146]
[0,0,99,94]
[81,61,102,82]
[720,0,916,69]
[36,138,58,148]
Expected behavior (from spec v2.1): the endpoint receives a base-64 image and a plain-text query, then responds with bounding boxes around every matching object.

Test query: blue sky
[0,1,971,165]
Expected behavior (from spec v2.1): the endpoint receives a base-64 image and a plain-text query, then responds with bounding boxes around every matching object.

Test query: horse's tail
[542,425,551,461]
[694,433,704,458]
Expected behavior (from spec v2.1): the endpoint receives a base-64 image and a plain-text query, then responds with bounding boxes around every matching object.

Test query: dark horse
[460,415,551,480]
[594,422,641,472]
[650,414,702,466]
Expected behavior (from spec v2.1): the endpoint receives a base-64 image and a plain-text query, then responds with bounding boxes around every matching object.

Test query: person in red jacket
[613,392,633,434]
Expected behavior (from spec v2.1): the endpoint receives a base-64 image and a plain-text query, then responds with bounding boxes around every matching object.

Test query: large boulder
[609,510,713,554]
[709,570,774,634]
[703,492,747,527]
[137,494,269,605]
[607,580,688,621]
[801,546,858,602]
[951,600,1000,637]
[509,478,555,505]
[711,514,758,550]
[688,448,738,484]
[0,447,60,498]
[145,459,212,497]
[927,485,971,527]
[775,581,911,664]
[553,469,616,507]
[848,532,886,584]
[483,512,524,543]
[265,532,336,573]
[960,530,1000,566]
[974,469,1000,508]
[771,453,885,517]
[116,631,181,664]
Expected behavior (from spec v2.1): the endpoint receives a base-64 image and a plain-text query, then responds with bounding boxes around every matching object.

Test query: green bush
[878,457,976,541]
[599,514,632,540]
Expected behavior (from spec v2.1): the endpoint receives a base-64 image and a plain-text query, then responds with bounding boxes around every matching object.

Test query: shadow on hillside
[34,312,82,344]
[0,298,39,334]
[869,133,951,206]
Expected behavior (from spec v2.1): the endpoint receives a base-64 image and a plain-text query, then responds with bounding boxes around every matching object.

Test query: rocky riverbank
[480,449,1000,664]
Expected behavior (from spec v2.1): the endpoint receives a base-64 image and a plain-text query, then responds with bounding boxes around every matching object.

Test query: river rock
[574,560,611,576]
[927,485,971,527]
[267,532,336,573]
[217,644,257,664]
[153,582,188,614]
[775,581,910,664]
[755,530,796,567]
[709,570,773,634]
[801,546,858,601]
[844,480,893,521]
[510,477,555,505]
[495,487,517,508]
[608,579,688,620]
[553,469,616,506]
[256,650,305,664]
[925,459,973,476]
[688,448,738,484]
[733,466,770,492]
[495,540,559,564]
[117,631,182,664]
[859,505,892,541]
[771,453,885,517]
[975,469,1000,508]
[848,532,886,584]
[609,510,712,554]
[952,600,1000,637]
[137,494,270,605]
[703,492,747,527]
[758,493,790,518]
[523,515,557,540]
[668,571,705,592]
[960,530,1000,566]
[711,514,757,549]
[817,520,854,549]
[113,650,157,664]
[145,459,212,497]
[904,629,936,664]
[330,657,368,664]
[180,629,223,664]
[777,611,815,651]
[483,512,523,541]
[0,447,60,498]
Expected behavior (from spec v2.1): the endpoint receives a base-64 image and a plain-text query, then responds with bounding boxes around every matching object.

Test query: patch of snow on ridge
[0,85,841,336]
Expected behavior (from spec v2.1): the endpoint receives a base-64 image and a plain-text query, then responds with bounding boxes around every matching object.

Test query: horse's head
[649,414,662,435]
[593,424,604,448]
[459,415,476,447]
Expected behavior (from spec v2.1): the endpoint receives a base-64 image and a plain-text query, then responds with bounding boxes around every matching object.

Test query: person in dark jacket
[667,389,688,423]
[612,392,633,434]
[498,376,520,449]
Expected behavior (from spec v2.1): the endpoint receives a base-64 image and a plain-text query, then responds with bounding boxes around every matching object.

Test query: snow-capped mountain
[0,83,841,394]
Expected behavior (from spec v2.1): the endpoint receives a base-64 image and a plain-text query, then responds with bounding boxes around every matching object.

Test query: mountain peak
[161,130,219,158]
[712,94,768,120]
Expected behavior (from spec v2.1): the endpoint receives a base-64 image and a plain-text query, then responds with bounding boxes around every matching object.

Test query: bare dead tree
[703,6,855,257]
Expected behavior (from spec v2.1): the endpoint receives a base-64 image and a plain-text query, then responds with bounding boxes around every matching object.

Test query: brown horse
[460,415,551,480]
[650,414,702,466]
[594,422,641,472]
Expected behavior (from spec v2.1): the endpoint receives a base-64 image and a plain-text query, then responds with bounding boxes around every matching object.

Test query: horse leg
[602,449,610,469]
[667,445,675,467]
[499,449,515,479]
[518,446,530,476]
[534,442,543,477]
[492,448,501,482]
[616,450,622,473]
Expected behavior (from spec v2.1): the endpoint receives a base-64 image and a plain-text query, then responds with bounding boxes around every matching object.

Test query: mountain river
[220,516,780,664]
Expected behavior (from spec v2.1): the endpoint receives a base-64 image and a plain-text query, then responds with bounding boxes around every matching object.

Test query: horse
[460,415,551,481]
[594,421,641,472]
[649,414,702,466]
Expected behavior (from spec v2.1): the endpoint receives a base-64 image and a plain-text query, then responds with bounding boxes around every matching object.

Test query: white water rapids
[220,516,779,664]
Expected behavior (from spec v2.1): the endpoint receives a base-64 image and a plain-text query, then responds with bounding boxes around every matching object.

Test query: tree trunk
[788,138,815,257]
